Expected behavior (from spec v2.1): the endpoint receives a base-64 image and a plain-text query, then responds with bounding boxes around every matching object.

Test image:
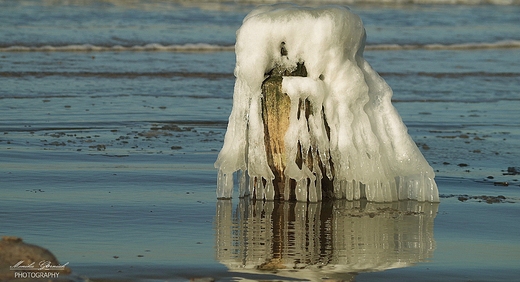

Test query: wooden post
[262,74,290,200]
[261,42,333,201]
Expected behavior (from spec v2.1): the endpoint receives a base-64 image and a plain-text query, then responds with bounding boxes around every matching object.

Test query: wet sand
[1,122,519,281]
[1,86,520,282]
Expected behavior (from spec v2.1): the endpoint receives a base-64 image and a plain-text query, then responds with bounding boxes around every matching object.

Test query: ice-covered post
[215,4,439,202]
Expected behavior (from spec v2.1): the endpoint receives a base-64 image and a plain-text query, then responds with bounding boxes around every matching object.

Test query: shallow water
[1,0,520,281]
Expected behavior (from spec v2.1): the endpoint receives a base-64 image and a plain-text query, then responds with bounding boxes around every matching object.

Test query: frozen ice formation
[215,4,439,202]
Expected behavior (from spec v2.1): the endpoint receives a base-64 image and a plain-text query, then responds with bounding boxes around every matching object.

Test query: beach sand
[1,127,519,281]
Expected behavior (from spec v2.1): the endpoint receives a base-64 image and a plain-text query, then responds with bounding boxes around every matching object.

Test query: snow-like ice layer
[215,4,439,202]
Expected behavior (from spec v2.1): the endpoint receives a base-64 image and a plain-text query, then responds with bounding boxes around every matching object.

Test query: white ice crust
[215,4,439,202]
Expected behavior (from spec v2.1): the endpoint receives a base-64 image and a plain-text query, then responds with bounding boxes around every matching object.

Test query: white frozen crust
[215,4,439,202]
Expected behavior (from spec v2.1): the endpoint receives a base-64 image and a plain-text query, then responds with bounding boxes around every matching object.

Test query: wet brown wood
[261,43,333,201]
[262,75,290,200]
[261,62,308,200]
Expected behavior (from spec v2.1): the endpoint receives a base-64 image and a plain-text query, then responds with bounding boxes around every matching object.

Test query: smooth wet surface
[1,1,520,281]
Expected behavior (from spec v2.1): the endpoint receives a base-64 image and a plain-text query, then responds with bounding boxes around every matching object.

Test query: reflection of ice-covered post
[330,201,437,271]
[215,4,439,202]
[214,200,236,268]
[215,199,438,281]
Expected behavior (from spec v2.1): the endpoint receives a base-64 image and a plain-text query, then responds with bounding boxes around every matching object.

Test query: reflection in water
[215,199,438,281]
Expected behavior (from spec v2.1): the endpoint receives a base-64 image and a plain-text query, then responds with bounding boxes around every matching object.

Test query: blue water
[1,0,520,281]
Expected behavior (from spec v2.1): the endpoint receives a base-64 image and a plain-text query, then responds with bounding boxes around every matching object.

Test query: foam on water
[0,43,235,53]
[366,40,520,51]
[215,4,439,202]
[1,40,519,53]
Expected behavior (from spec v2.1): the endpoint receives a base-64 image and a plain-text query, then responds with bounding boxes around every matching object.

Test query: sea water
[1,0,520,281]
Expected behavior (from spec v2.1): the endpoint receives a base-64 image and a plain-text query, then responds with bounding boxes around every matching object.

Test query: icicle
[249,175,255,198]
[408,175,420,201]
[217,171,233,199]
[345,180,354,201]
[333,179,343,199]
[396,176,406,200]
[254,177,265,200]
[366,182,374,201]
[312,153,323,201]
[284,176,291,201]
[308,177,318,202]
[382,180,398,202]
[295,179,307,202]
[352,180,361,200]
[426,177,440,202]
[316,178,322,201]
[359,182,367,200]
[340,180,347,200]
[265,180,275,200]
[239,169,249,198]
[416,176,424,201]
